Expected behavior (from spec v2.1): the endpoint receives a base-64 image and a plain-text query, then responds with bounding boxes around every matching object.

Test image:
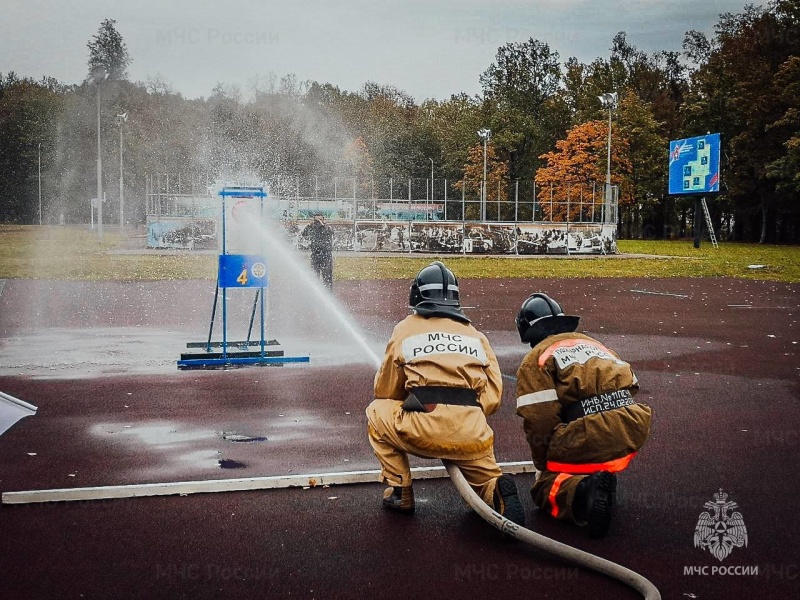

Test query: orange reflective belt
[548,473,572,518]
[546,452,636,474]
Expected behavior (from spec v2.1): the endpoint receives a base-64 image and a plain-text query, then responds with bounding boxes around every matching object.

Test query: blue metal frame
[177,355,310,369]
[178,185,310,369]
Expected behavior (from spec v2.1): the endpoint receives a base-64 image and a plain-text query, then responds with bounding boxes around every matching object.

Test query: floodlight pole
[92,67,108,239]
[598,93,617,225]
[429,158,434,199]
[38,143,42,225]
[478,128,491,221]
[116,112,128,236]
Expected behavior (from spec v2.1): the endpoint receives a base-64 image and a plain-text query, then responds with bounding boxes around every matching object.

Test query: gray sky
[2,0,755,101]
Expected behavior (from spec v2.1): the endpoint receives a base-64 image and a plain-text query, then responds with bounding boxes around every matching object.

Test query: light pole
[116,112,128,235]
[598,92,617,225]
[38,143,42,225]
[477,128,491,221]
[429,158,434,197]
[91,66,108,238]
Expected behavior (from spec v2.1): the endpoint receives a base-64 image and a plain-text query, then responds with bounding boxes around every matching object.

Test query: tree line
[1,3,798,243]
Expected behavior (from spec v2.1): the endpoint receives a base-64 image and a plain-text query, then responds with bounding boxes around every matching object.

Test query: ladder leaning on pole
[701,198,719,248]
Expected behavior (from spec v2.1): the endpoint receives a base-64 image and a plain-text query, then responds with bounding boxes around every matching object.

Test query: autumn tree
[342,135,377,199]
[456,142,508,220]
[480,39,565,181]
[536,120,631,222]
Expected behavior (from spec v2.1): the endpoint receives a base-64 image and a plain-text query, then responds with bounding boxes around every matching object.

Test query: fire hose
[443,461,661,600]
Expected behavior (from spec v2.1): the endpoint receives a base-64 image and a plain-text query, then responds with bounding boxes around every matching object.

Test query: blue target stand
[178,186,310,370]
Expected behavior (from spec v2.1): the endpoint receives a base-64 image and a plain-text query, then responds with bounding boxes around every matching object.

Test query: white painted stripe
[517,389,558,408]
[630,289,689,298]
[1,461,536,505]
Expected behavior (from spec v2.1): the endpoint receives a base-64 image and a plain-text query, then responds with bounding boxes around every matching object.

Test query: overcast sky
[2,0,755,101]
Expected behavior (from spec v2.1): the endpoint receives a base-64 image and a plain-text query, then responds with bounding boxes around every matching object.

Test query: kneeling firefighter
[366,261,524,524]
[514,293,652,538]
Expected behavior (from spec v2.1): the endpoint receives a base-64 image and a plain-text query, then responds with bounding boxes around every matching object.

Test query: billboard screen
[668,133,721,195]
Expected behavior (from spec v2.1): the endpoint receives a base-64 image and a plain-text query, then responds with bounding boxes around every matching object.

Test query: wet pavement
[0,276,798,599]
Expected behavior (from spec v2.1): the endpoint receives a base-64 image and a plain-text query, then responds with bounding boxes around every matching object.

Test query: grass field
[1,224,798,283]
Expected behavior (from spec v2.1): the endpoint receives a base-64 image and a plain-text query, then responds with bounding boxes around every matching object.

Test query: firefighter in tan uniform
[514,293,651,538]
[366,261,524,524]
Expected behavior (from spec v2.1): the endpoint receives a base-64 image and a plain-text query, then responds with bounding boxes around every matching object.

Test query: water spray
[247,215,383,368]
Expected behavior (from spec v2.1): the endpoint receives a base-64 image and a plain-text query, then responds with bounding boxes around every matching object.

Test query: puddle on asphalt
[92,422,217,445]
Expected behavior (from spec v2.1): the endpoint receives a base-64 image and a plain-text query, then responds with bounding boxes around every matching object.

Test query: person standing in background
[302,212,334,289]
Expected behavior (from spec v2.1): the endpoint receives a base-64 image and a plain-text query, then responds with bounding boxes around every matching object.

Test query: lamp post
[429,158,434,198]
[477,128,491,221]
[116,112,128,235]
[91,66,108,238]
[38,143,42,225]
[428,157,434,221]
[598,92,617,225]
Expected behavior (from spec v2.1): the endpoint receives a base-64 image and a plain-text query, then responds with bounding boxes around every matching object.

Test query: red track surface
[0,275,797,599]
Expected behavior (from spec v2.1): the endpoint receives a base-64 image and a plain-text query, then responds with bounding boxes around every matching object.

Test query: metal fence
[145,176,619,254]
[146,175,618,225]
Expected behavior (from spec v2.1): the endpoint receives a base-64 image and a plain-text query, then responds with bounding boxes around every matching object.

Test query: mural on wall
[147,218,216,249]
[145,178,618,253]
[147,195,217,250]
[148,215,615,254]
[145,194,616,255]
[286,220,616,255]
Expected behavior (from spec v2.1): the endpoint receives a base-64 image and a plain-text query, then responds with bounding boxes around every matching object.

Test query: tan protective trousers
[366,399,502,505]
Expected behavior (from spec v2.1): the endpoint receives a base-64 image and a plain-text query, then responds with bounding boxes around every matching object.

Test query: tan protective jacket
[515,332,651,473]
[373,313,502,458]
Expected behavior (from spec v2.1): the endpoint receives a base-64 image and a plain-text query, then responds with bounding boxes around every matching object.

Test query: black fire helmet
[409,261,470,323]
[515,292,580,346]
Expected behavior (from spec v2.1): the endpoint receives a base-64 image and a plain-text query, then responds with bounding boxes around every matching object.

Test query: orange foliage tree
[535,120,631,221]
[343,136,375,195]
[456,142,509,219]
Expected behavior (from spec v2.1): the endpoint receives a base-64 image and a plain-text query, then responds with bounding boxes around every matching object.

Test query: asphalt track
[0,273,798,599]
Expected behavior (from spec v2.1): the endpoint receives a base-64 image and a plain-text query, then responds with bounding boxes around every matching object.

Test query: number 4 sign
[218,254,269,288]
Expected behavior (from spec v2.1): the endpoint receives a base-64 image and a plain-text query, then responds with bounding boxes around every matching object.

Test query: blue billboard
[668,133,721,195]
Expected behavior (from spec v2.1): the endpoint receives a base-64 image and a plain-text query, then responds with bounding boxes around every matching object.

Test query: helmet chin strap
[434,261,449,300]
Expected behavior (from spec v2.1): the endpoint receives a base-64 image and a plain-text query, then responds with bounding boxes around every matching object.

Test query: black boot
[492,474,526,526]
[573,471,617,539]
[382,486,415,514]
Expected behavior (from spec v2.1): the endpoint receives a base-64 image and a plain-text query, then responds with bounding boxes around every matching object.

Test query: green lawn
[1,225,798,283]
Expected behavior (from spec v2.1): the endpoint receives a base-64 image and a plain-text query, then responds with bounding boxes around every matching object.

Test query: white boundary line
[1,461,536,505]
[629,289,689,298]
